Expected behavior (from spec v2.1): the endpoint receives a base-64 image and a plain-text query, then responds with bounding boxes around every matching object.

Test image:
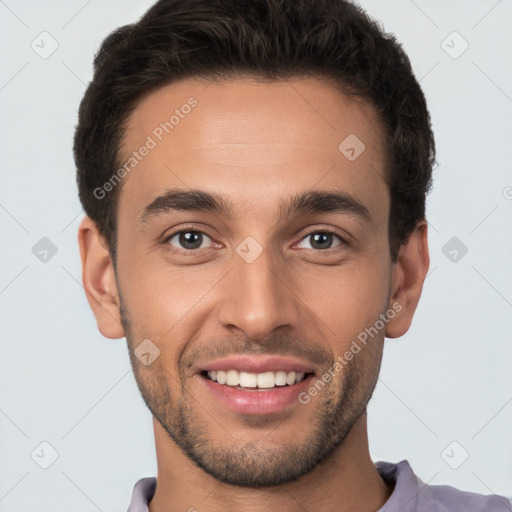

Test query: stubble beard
[120,297,382,488]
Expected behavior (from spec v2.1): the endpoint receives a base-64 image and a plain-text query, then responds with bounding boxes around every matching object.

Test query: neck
[148,412,394,512]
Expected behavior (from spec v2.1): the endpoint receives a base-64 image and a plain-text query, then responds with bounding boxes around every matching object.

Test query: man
[74,0,511,510]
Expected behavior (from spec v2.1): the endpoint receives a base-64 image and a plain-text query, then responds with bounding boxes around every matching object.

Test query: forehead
[117,76,389,227]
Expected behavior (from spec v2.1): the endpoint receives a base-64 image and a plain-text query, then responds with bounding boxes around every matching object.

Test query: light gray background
[1,0,511,510]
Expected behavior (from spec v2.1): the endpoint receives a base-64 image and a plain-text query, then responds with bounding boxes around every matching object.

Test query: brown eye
[166,230,212,251]
[296,231,344,250]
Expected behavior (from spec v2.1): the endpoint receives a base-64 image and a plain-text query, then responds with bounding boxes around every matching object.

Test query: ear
[77,216,125,339]
[385,220,430,338]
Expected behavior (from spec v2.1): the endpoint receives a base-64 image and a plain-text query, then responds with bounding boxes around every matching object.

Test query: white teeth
[205,369,309,388]
[257,371,275,388]
[239,371,257,387]
[275,371,287,386]
[286,371,296,385]
[226,369,239,386]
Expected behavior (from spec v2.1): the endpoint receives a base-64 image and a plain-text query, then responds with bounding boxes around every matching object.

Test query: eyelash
[163,226,349,255]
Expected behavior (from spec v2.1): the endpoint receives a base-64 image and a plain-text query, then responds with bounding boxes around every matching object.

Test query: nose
[216,245,301,341]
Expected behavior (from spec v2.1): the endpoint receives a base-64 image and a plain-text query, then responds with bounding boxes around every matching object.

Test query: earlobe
[385,221,430,339]
[77,216,125,339]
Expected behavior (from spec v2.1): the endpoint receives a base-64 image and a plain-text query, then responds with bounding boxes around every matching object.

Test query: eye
[296,230,345,250]
[165,230,213,251]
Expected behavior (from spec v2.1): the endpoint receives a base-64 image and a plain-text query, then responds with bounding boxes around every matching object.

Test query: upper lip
[198,355,316,375]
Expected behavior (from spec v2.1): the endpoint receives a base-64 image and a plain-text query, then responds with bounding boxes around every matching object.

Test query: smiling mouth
[200,369,314,390]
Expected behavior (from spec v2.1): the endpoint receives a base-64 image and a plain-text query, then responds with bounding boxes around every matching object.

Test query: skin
[78,76,429,512]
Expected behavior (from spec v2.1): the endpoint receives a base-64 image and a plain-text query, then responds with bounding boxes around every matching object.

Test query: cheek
[118,254,223,371]
[118,247,214,327]
[294,258,390,344]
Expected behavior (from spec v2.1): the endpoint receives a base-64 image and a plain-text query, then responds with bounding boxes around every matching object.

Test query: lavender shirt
[126,459,512,511]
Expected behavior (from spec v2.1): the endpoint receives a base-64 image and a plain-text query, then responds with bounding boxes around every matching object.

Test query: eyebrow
[138,188,372,225]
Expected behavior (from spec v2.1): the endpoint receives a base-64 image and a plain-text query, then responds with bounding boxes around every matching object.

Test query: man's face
[115,77,393,487]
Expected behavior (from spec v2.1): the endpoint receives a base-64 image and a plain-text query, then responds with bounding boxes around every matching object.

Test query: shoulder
[375,460,512,512]
[127,477,157,512]
[426,481,512,512]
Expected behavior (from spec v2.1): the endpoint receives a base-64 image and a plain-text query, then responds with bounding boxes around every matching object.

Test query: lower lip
[199,373,315,415]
